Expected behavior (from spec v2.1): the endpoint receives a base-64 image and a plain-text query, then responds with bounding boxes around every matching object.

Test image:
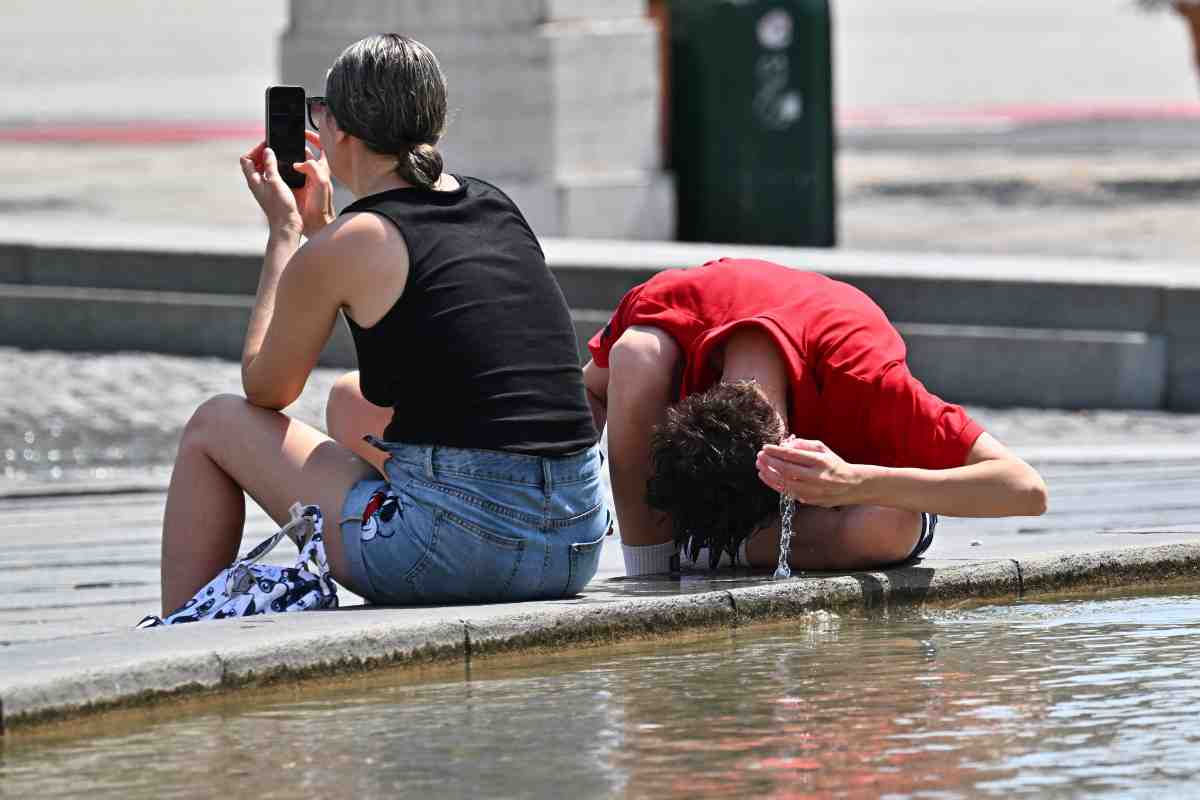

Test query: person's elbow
[243,388,294,411]
[1014,462,1049,516]
[242,366,302,411]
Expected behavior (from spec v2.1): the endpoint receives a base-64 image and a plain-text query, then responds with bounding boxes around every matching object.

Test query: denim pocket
[407,509,526,603]
[564,527,608,597]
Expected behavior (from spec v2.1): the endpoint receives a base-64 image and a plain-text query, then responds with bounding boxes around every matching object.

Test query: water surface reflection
[4,586,1200,798]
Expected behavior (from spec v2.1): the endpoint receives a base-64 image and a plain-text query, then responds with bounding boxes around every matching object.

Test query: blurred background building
[4,0,1200,254]
[4,2,1195,126]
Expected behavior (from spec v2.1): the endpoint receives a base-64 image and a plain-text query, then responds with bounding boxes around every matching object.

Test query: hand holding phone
[239,142,303,232]
[292,130,335,237]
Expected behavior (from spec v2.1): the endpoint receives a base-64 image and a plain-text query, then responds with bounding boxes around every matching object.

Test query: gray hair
[325,34,448,189]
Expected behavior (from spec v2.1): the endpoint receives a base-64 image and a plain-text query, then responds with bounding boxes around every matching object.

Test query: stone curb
[0,481,171,501]
[4,542,1199,733]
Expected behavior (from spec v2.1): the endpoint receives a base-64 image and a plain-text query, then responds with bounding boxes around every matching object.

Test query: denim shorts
[339,439,610,605]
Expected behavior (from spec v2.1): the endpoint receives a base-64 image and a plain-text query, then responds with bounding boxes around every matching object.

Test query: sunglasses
[306,96,328,131]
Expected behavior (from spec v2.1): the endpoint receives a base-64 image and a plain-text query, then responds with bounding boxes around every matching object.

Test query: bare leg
[326,370,393,475]
[161,393,377,614]
[744,505,923,571]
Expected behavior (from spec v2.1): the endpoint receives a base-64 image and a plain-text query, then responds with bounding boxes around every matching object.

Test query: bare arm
[604,326,680,547]
[241,241,346,409]
[582,359,609,432]
[758,432,1048,518]
[723,329,919,569]
[721,328,1043,557]
[721,328,950,565]
[859,432,1046,516]
[241,228,309,407]
[238,140,343,409]
[240,211,404,410]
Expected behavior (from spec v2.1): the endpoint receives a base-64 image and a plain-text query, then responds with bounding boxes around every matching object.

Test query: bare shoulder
[301,211,410,324]
[306,212,407,268]
[610,326,680,368]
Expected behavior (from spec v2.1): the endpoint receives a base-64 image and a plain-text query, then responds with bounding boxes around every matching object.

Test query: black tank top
[340,177,597,456]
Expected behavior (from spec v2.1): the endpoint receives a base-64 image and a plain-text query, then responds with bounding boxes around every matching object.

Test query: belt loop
[542,457,554,494]
[363,434,391,454]
[425,446,436,480]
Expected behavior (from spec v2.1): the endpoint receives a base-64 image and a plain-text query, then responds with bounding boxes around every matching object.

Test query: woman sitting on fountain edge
[584,258,1048,575]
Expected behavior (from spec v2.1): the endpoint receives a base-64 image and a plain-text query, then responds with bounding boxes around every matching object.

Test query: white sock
[621,540,677,576]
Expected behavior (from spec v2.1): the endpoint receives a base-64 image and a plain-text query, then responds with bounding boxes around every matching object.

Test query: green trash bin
[668,0,836,246]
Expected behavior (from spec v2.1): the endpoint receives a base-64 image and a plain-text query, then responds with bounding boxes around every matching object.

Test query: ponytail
[397,142,444,189]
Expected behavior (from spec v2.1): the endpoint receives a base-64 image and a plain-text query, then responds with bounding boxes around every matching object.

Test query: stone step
[0,283,357,369]
[2,234,1186,334]
[2,281,1153,410]
[545,241,1178,333]
[3,225,1200,408]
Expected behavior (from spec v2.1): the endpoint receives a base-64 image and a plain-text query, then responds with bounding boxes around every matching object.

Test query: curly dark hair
[646,381,786,568]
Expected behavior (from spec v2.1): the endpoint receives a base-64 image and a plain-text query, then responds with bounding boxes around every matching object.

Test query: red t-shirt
[588,258,983,469]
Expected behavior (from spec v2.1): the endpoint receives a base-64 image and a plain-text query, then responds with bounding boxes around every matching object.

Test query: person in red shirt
[584,258,1048,575]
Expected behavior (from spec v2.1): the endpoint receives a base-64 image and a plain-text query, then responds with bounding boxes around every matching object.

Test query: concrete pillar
[281,0,674,239]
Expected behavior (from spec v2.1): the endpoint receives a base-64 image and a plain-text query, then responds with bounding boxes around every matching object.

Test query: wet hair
[646,381,786,568]
[326,33,448,189]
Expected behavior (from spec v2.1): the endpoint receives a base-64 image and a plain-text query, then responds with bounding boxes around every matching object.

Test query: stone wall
[280,0,674,239]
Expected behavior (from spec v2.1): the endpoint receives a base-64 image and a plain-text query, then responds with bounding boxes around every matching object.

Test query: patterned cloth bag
[137,503,338,628]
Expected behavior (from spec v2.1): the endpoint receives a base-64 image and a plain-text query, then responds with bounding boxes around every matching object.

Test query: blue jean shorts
[339,439,610,605]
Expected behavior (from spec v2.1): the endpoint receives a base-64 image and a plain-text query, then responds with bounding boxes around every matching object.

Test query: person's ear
[328,115,350,147]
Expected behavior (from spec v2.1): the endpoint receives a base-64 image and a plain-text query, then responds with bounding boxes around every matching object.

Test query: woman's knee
[181,393,254,448]
[326,371,363,438]
[844,506,923,565]
[327,371,362,406]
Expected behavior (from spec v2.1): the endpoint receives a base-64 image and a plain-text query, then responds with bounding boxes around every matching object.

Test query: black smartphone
[265,85,306,189]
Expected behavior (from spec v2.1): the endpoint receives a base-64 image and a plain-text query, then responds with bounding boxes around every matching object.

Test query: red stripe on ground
[3,103,1200,143]
[0,122,264,144]
[839,103,1200,131]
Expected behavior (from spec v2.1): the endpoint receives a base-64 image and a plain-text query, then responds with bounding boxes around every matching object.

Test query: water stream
[774,493,793,579]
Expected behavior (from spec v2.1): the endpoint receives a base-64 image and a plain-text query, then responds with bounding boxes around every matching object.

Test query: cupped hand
[239,141,302,234]
[756,437,865,508]
[290,131,335,238]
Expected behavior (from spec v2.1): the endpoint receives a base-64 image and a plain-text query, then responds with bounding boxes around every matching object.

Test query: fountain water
[774,493,793,579]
